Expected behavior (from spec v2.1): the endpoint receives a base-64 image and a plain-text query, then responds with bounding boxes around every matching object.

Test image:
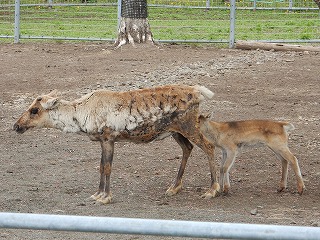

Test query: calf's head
[13,90,59,133]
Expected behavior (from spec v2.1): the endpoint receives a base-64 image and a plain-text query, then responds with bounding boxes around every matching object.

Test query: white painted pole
[14,0,20,43]
[117,0,122,31]
[0,212,319,239]
[229,0,236,48]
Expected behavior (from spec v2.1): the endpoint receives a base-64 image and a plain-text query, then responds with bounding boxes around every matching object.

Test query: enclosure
[0,0,319,44]
[0,42,319,239]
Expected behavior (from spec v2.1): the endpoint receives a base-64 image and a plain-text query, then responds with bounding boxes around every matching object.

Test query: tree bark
[114,0,155,49]
[235,40,320,52]
[114,17,155,49]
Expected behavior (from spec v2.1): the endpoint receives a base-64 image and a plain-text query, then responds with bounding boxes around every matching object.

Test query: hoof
[90,192,112,204]
[298,185,306,195]
[97,196,112,204]
[223,186,230,195]
[277,187,286,193]
[201,190,219,199]
[201,183,220,199]
[165,183,182,196]
[90,192,101,201]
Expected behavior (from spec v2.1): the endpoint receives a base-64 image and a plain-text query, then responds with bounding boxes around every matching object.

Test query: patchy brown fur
[13,85,219,204]
[198,115,305,195]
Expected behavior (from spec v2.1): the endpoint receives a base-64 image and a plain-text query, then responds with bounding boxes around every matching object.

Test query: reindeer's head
[13,90,60,133]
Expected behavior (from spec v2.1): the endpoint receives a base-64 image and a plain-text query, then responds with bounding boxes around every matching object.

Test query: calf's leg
[270,144,305,195]
[277,158,289,192]
[219,148,237,194]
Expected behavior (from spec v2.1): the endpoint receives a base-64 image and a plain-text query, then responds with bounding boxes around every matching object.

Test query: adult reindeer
[14,85,219,204]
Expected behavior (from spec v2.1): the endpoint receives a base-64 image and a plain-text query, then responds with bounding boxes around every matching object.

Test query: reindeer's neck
[47,101,82,133]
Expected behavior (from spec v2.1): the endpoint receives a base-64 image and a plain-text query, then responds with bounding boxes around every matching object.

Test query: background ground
[0,42,319,239]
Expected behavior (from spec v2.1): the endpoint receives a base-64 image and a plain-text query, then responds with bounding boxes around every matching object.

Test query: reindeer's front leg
[91,139,115,204]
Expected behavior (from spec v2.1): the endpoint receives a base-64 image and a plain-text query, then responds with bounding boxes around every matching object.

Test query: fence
[1,212,320,239]
[0,0,319,45]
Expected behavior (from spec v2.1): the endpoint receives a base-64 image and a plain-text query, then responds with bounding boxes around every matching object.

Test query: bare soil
[0,42,319,239]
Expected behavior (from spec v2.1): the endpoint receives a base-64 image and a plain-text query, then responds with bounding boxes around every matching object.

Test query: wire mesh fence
[235,0,320,42]
[1,0,119,41]
[148,1,232,43]
[0,0,15,39]
[0,0,319,44]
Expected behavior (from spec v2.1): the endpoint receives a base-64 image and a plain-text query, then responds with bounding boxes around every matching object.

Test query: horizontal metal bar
[1,3,117,7]
[238,39,320,43]
[14,36,320,44]
[18,35,229,43]
[1,212,319,240]
[19,35,115,42]
[157,39,229,43]
[0,35,14,39]
[236,7,319,10]
[1,3,318,11]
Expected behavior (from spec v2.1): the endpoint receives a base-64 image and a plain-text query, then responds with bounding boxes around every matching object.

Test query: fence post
[48,0,53,8]
[229,0,236,48]
[206,0,210,10]
[14,0,20,43]
[289,0,293,11]
[117,0,122,31]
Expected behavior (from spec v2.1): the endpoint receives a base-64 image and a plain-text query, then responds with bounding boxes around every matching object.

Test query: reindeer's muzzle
[13,123,28,134]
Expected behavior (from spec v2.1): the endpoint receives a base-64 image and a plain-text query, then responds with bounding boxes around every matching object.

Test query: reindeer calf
[199,115,305,195]
[13,85,220,204]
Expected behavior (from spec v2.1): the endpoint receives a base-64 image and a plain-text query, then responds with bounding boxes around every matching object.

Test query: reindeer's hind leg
[91,139,115,204]
[166,133,193,196]
[270,144,305,195]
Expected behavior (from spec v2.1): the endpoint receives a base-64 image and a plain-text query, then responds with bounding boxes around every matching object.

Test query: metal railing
[1,0,319,45]
[1,212,320,239]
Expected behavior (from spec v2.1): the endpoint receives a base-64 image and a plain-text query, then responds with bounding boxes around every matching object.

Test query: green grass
[0,0,319,43]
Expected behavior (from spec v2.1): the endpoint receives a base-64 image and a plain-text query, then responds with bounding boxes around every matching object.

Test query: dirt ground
[0,42,319,239]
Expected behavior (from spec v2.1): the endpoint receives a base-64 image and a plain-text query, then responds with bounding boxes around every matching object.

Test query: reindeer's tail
[195,85,214,101]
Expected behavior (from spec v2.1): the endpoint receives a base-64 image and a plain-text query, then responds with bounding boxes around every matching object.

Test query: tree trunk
[314,0,320,8]
[114,17,155,49]
[114,0,155,49]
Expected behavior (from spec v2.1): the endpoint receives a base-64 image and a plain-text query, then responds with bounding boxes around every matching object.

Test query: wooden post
[235,41,320,52]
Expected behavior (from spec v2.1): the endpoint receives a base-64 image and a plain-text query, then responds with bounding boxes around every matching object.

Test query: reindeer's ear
[40,97,59,110]
[47,89,59,97]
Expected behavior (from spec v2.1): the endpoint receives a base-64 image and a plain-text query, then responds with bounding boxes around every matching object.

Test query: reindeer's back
[75,85,211,134]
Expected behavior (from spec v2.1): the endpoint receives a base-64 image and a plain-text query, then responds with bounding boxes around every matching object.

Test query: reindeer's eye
[30,108,39,115]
